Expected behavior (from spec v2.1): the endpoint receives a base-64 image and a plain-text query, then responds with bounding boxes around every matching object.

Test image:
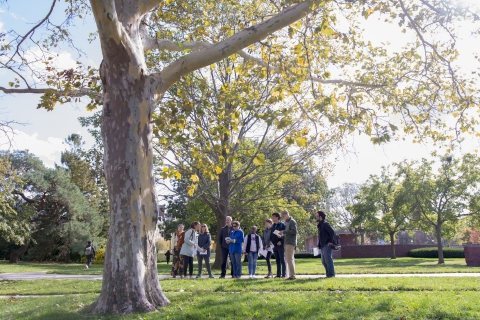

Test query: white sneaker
[252,275,256,279]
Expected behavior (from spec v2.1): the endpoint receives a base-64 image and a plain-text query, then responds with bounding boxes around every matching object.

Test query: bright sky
[0,1,479,189]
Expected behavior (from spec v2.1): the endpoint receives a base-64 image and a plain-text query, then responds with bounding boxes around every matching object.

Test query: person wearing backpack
[316,211,336,278]
[84,240,96,269]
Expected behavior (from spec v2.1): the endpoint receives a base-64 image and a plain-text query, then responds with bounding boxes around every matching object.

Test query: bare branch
[0,86,101,100]
[6,0,56,64]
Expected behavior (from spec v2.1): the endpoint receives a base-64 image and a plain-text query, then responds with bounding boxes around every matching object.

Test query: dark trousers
[166,256,170,264]
[86,254,94,267]
[273,246,286,277]
[265,251,272,275]
[197,253,212,275]
[182,255,194,277]
[221,247,233,277]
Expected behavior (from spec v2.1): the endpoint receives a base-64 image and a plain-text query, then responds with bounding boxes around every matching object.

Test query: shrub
[80,248,105,264]
[408,247,464,258]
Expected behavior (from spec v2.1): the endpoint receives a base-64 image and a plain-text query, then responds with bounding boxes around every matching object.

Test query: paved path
[2,272,480,281]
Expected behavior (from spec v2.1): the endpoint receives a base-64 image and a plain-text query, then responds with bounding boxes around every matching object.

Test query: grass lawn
[1,277,480,319]
[1,257,478,276]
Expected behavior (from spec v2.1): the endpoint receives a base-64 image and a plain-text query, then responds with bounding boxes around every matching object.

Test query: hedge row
[408,247,464,258]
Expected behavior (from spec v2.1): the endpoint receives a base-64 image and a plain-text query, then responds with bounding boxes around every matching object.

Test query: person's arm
[204,234,212,250]
[170,233,176,251]
[326,224,335,244]
[284,220,297,235]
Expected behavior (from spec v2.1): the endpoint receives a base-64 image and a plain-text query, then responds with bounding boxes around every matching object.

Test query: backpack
[331,233,341,251]
[321,223,341,251]
[85,246,93,256]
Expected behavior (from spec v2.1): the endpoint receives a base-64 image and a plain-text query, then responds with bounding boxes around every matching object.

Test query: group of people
[169,210,336,279]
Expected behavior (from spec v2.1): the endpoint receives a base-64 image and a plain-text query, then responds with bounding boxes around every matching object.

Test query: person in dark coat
[165,250,171,264]
[316,210,336,278]
[271,212,286,278]
[196,224,214,278]
[219,216,233,278]
[84,240,96,269]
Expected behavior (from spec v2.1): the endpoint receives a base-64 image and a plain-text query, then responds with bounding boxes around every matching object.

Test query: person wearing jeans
[219,216,233,278]
[227,221,244,279]
[244,226,260,278]
[271,212,286,278]
[316,210,336,278]
[281,210,298,280]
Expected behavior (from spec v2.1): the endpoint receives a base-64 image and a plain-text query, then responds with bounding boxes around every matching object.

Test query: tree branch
[0,86,102,100]
[153,1,318,97]
[144,37,387,89]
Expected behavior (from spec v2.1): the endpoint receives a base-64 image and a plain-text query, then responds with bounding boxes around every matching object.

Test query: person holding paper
[227,221,244,279]
[262,219,274,278]
[219,216,233,278]
[271,212,286,278]
[281,210,298,280]
[316,210,336,278]
[196,224,214,279]
[244,226,260,278]
[180,221,200,279]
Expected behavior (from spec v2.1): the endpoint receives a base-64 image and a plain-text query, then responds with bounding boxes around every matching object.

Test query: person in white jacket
[180,221,200,279]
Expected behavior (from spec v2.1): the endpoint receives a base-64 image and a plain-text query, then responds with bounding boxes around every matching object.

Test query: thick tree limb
[13,191,38,204]
[153,1,318,97]
[144,37,386,89]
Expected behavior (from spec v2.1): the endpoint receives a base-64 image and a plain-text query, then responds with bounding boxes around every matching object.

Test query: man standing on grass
[316,210,336,278]
[271,212,286,278]
[219,216,233,278]
[85,240,96,269]
[281,210,297,280]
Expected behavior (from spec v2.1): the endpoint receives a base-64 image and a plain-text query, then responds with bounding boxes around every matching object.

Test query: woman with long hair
[180,221,200,279]
[196,224,214,278]
[170,224,185,278]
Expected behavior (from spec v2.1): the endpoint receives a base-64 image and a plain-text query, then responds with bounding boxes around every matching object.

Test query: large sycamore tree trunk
[87,0,315,314]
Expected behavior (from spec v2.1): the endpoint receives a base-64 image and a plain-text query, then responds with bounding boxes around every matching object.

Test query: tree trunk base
[9,242,29,264]
[85,290,170,315]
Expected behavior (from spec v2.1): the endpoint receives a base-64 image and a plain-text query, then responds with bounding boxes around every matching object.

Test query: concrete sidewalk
[1,272,480,281]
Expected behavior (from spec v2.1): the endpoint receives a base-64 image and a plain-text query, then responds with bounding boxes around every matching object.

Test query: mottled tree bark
[436,224,445,264]
[86,0,318,314]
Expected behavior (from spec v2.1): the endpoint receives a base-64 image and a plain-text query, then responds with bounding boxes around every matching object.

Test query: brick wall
[464,245,480,267]
[340,244,438,259]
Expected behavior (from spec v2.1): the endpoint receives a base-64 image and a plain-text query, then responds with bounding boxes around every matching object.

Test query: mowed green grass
[1,277,480,296]
[1,257,478,275]
[1,277,480,319]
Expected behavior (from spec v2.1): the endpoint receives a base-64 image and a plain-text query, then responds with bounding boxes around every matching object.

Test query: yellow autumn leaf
[191,174,199,182]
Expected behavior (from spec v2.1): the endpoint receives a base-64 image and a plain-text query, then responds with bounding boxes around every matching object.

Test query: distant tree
[61,133,109,239]
[352,167,410,258]
[398,154,480,264]
[0,150,102,263]
[328,183,365,244]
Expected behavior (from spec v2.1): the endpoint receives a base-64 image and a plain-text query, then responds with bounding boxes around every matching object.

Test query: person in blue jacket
[227,221,244,279]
